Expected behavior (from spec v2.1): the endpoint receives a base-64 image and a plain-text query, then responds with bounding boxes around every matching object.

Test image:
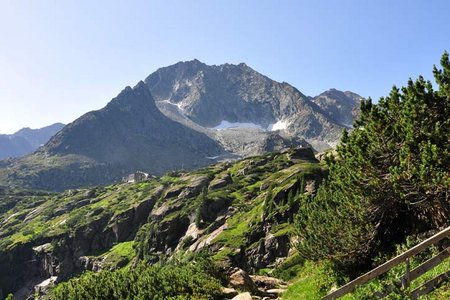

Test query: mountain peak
[180,58,206,67]
[0,60,362,190]
[134,80,147,90]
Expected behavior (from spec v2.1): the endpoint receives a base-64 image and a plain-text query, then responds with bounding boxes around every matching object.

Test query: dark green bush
[295,52,450,274]
[49,259,222,300]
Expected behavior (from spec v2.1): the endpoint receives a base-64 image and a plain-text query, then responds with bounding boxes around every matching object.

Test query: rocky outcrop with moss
[0,147,325,298]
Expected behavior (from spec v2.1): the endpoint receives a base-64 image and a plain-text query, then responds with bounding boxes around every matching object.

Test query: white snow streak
[160,99,184,111]
[213,120,265,131]
[267,120,288,131]
[212,119,289,132]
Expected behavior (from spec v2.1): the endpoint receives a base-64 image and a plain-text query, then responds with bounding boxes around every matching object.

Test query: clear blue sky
[0,0,448,133]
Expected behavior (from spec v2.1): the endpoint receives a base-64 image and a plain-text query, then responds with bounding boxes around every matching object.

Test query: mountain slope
[0,60,361,191]
[311,88,361,127]
[146,60,360,150]
[0,148,324,298]
[45,82,223,168]
[0,82,224,191]
[0,123,64,159]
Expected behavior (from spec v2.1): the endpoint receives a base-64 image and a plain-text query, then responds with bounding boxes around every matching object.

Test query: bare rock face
[110,196,157,241]
[147,60,361,151]
[32,243,58,277]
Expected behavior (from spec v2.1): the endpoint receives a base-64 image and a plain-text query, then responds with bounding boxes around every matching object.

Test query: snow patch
[212,119,289,132]
[160,99,184,111]
[267,120,288,131]
[206,156,220,160]
[212,120,265,131]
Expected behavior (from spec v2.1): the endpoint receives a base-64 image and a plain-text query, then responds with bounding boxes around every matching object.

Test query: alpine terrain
[0,123,64,160]
[0,60,361,192]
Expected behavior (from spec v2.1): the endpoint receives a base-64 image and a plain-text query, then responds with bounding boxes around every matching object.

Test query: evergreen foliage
[262,184,275,219]
[49,259,222,300]
[295,52,450,273]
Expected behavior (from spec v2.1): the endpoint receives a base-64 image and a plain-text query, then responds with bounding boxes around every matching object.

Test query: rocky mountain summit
[0,60,361,191]
[148,59,362,151]
[0,123,64,160]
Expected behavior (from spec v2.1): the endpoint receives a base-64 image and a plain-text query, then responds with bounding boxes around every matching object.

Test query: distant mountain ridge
[311,88,361,127]
[0,60,362,191]
[0,123,64,159]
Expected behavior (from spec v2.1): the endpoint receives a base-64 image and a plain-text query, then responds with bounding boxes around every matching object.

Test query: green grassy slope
[0,147,326,298]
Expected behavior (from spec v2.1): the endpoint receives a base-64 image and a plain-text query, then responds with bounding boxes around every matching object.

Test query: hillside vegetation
[291,52,450,297]
[0,147,325,299]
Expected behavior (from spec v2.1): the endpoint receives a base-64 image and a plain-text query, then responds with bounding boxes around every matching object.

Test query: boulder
[266,288,286,296]
[250,275,285,290]
[34,276,58,298]
[222,287,239,298]
[164,185,184,198]
[209,173,232,190]
[178,175,210,199]
[229,269,257,292]
[231,292,253,300]
[287,147,317,162]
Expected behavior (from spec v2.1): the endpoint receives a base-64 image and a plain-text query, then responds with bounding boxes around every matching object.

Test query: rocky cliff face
[146,60,361,150]
[147,60,305,128]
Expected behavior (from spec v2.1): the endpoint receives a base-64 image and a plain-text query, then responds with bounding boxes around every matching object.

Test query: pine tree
[295,52,450,274]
